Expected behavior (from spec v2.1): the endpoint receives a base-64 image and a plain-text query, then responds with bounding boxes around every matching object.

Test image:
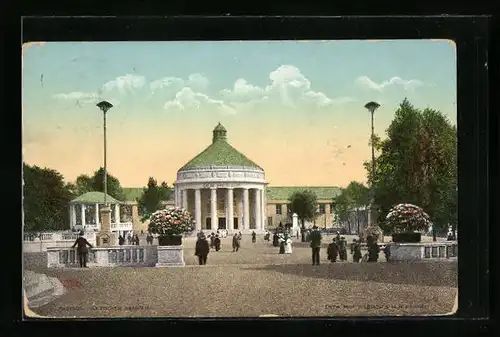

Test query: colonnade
[175,186,266,233]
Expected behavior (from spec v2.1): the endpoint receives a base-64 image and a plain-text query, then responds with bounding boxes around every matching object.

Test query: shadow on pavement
[247,262,458,287]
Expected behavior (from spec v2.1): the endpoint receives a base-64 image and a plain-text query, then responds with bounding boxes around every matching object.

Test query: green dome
[179,123,262,171]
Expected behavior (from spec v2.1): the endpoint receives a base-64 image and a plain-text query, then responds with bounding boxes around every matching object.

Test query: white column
[71,204,77,227]
[227,188,234,232]
[182,189,188,210]
[195,189,202,232]
[81,204,86,227]
[95,203,100,226]
[261,188,266,232]
[174,185,179,207]
[243,188,249,231]
[253,189,260,230]
[115,204,120,224]
[259,189,264,232]
[211,188,217,231]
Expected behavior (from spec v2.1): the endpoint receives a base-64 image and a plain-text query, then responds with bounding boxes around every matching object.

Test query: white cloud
[53,92,98,103]
[102,74,146,93]
[164,87,235,114]
[149,73,209,94]
[53,91,120,107]
[221,65,354,107]
[355,76,425,91]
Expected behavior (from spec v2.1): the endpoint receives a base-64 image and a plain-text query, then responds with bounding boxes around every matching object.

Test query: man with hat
[71,231,94,268]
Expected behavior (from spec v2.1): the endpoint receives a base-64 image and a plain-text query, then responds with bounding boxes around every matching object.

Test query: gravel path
[27,236,457,318]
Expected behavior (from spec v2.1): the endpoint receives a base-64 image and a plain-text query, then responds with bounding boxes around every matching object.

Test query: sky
[22,40,457,188]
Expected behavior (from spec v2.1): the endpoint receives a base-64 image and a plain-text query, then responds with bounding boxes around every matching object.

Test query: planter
[392,232,421,243]
[158,235,182,246]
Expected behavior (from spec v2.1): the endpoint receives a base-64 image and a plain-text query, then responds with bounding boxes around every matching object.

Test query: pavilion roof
[70,191,121,204]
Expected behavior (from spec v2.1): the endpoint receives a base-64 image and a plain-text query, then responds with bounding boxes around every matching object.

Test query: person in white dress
[284,234,293,254]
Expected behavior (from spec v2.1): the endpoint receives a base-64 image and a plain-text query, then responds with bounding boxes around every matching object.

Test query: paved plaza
[25,235,458,318]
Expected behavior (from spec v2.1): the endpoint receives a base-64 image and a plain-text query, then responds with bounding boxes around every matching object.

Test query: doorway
[233,218,239,229]
[206,217,211,230]
[218,217,226,229]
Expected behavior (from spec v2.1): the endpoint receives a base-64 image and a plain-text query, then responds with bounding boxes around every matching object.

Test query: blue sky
[22,40,457,187]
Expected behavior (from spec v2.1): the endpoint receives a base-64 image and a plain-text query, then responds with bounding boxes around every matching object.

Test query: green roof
[122,186,341,202]
[70,191,121,204]
[179,123,262,171]
[265,186,342,201]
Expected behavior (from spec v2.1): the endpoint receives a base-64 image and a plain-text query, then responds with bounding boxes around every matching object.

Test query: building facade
[121,124,351,234]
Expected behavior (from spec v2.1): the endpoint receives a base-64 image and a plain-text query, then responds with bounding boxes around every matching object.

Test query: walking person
[232,233,240,252]
[214,234,221,252]
[195,234,210,265]
[71,231,93,268]
[327,238,339,263]
[309,226,322,265]
[352,239,362,263]
[251,231,256,244]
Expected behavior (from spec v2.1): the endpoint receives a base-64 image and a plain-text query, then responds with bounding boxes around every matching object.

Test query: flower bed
[385,203,431,243]
[148,207,194,246]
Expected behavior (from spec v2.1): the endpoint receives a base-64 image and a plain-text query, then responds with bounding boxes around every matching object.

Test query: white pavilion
[174,123,268,234]
[69,191,133,237]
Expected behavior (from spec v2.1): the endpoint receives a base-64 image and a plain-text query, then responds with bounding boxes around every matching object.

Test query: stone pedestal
[155,246,185,267]
[388,242,458,261]
[97,206,117,246]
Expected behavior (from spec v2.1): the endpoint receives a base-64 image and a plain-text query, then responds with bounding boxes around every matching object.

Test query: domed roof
[178,123,262,171]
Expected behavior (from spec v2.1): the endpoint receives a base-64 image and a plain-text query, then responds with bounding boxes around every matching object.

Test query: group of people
[118,233,140,246]
[194,230,247,265]
[308,226,387,265]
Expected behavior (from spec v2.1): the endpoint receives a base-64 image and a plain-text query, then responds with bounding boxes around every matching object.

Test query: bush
[385,203,431,233]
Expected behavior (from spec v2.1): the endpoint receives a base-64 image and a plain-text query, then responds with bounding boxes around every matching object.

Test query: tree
[23,164,74,232]
[288,189,318,242]
[333,181,370,234]
[137,177,173,221]
[366,99,457,239]
[74,167,126,201]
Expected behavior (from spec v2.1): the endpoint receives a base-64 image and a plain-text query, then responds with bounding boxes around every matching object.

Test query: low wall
[389,241,458,261]
[24,232,97,252]
[47,245,158,268]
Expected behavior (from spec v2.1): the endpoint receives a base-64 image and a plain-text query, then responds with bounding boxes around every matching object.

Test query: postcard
[22,40,458,318]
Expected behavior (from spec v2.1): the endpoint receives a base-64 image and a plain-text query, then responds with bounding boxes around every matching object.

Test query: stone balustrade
[24,231,98,253]
[46,246,158,268]
[110,222,133,231]
[389,241,458,261]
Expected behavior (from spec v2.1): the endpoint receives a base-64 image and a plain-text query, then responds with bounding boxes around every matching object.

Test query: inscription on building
[203,183,242,189]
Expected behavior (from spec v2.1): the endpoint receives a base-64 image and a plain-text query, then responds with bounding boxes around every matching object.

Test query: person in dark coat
[327,238,339,262]
[195,235,210,265]
[118,235,125,246]
[210,232,215,249]
[352,239,362,263]
[383,243,391,262]
[251,231,256,243]
[214,235,221,252]
[232,233,240,252]
[72,231,93,268]
[279,235,285,254]
[273,232,279,247]
[134,234,140,246]
[339,237,347,261]
[366,235,380,262]
[309,226,323,265]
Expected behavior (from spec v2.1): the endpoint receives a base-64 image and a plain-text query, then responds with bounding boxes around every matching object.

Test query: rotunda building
[174,123,267,234]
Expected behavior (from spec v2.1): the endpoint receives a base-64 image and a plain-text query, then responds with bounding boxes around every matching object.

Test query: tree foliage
[74,167,126,201]
[366,98,457,237]
[137,177,173,220]
[288,189,318,228]
[333,181,370,233]
[23,164,74,231]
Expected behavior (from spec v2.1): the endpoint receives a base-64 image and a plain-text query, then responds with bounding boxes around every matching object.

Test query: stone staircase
[23,270,66,309]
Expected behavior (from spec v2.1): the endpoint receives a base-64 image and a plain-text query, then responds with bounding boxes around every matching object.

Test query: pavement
[25,235,458,318]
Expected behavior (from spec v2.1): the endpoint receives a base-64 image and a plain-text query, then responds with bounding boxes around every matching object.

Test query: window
[286,204,292,214]
[319,204,325,214]
[330,203,334,214]
[275,204,282,215]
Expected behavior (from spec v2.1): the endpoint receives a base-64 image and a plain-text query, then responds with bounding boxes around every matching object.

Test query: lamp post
[364,101,380,230]
[96,101,113,206]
